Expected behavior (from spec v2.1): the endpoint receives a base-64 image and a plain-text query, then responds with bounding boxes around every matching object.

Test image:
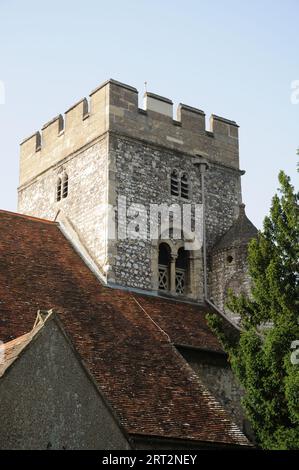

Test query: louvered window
[56,178,62,202]
[62,174,68,199]
[170,170,179,196]
[181,174,189,199]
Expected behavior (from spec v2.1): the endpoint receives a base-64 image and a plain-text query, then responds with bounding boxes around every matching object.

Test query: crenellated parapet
[19,79,240,187]
[19,82,109,186]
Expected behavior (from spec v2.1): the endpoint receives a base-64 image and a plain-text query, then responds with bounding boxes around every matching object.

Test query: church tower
[18,79,256,310]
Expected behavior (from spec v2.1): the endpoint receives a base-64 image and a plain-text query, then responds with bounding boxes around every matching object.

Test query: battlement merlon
[19,79,240,187]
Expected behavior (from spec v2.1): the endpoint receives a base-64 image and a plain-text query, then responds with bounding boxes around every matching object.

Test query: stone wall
[19,85,109,186]
[204,165,241,251]
[108,82,240,170]
[0,318,130,450]
[107,132,242,296]
[18,78,245,299]
[209,244,252,322]
[18,136,109,272]
[109,133,204,292]
[19,79,240,188]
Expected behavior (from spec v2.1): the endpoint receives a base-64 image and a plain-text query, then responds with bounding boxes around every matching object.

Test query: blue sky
[0,0,298,228]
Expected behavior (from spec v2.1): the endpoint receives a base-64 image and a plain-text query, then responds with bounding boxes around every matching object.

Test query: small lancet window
[170,170,179,196]
[181,174,189,199]
[56,178,62,202]
[62,174,68,199]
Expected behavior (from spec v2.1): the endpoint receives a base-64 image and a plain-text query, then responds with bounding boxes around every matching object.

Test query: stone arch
[151,226,203,299]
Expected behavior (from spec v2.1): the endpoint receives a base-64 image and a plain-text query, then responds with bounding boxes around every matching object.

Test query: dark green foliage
[207,170,299,449]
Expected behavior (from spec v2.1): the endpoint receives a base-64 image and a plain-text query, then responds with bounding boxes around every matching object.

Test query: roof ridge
[0,209,57,225]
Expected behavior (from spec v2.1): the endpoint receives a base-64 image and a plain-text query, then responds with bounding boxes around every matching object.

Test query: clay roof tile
[0,210,250,447]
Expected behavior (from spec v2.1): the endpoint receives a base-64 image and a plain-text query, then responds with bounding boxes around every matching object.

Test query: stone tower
[210,203,258,322]
[18,79,256,310]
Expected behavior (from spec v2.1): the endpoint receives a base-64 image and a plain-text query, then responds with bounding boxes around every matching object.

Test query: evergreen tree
[207,169,299,449]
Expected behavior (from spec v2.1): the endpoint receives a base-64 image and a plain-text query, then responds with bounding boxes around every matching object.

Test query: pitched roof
[0,210,249,447]
[213,204,258,252]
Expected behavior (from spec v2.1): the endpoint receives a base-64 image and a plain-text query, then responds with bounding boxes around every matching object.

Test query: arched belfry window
[56,177,62,202]
[56,173,69,202]
[158,243,190,295]
[170,170,190,199]
[158,243,171,291]
[175,247,189,295]
[62,174,68,199]
[181,174,189,199]
[170,170,179,196]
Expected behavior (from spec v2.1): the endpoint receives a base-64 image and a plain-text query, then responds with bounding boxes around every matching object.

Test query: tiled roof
[135,295,223,353]
[0,210,249,447]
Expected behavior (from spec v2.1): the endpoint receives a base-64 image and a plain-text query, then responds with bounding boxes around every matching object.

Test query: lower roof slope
[0,210,249,447]
[136,295,223,353]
